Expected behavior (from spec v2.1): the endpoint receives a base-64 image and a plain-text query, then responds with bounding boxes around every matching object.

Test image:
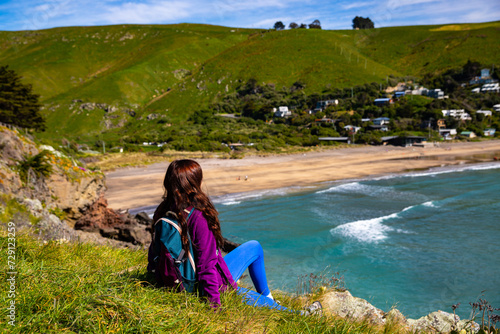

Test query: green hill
[1,22,499,143]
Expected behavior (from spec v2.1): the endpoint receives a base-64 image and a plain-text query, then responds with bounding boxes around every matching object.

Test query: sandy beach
[104,140,500,211]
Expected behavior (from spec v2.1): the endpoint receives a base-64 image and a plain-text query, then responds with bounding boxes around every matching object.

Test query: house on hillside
[439,129,457,140]
[442,109,471,121]
[374,98,392,106]
[493,104,500,112]
[373,117,390,125]
[369,124,389,132]
[470,68,498,85]
[318,137,351,144]
[476,110,492,117]
[483,128,496,137]
[460,131,476,138]
[314,117,335,125]
[273,106,291,117]
[344,125,361,133]
[426,89,444,99]
[381,136,427,147]
[407,86,428,96]
[481,83,500,93]
[314,100,338,113]
[393,91,405,99]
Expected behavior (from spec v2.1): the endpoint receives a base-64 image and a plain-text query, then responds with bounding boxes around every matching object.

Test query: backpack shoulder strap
[157,208,196,273]
[184,208,196,272]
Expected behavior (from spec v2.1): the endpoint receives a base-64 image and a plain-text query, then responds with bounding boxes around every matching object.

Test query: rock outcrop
[320,290,386,325]
[75,195,151,246]
[407,310,478,333]
[0,125,105,224]
[319,289,479,333]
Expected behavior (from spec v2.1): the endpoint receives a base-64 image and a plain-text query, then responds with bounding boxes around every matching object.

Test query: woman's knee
[241,240,263,256]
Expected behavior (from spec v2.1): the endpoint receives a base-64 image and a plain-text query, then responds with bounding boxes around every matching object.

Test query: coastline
[104,140,500,211]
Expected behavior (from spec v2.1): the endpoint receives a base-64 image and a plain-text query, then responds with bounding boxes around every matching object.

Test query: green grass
[0,232,416,333]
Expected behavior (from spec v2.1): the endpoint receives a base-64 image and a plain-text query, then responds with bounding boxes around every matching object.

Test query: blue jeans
[224,240,287,310]
[224,240,271,295]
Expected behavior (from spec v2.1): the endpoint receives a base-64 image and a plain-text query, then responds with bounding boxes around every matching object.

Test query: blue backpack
[147,208,197,292]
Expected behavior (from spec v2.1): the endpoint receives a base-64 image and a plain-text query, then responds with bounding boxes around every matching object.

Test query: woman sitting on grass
[151,159,281,309]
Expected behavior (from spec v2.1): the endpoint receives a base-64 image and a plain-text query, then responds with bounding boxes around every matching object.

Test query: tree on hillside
[352,16,374,29]
[291,81,306,92]
[274,21,285,30]
[462,60,482,80]
[309,19,322,29]
[0,65,45,131]
[299,23,307,28]
[289,22,299,29]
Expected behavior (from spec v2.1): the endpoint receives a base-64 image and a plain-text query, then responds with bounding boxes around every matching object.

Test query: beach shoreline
[104,140,500,211]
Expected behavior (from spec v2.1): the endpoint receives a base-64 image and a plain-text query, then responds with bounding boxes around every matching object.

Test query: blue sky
[0,0,499,31]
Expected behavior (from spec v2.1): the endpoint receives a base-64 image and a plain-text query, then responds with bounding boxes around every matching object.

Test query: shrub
[15,150,52,185]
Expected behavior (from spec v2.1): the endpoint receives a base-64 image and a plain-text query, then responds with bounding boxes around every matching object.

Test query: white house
[442,109,471,121]
[439,129,457,140]
[481,83,500,93]
[408,87,428,95]
[476,110,492,117]
[344,125,361,133]
[273,106,291,117]
[494,104,500,112]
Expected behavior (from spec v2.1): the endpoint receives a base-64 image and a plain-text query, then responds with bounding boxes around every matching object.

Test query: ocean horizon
[134,161,500,320]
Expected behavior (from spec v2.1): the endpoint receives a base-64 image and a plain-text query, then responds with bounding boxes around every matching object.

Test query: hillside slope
[1,22,499,142]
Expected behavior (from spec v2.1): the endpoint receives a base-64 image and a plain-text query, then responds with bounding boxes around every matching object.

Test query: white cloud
[385,0,439,9]
[341,1,376,10]
[102,1,193,24]
[372,0,500,27]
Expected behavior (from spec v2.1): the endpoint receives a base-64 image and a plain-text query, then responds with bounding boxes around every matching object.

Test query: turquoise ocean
[138,162,500,319]
[213,162,500,319]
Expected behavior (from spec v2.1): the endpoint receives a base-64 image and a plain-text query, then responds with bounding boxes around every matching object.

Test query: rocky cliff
[1,124,166,247]
[0,125,143,246]
[0,125,105,223]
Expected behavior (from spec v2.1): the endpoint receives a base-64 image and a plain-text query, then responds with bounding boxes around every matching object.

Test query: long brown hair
[153,159,223,252]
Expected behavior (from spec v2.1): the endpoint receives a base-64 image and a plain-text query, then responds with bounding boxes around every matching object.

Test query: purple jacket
[187,209,237,307]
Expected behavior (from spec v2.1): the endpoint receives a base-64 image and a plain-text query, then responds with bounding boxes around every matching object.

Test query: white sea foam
[220,200,241,206]
[373,162,500,181]
[316,182,390,196]
[330,203,426,242]
[212,186,315,205]
[316,182,363,194]
[331,214,396,243]
[401,204,417,212]
[422,201,437,208]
